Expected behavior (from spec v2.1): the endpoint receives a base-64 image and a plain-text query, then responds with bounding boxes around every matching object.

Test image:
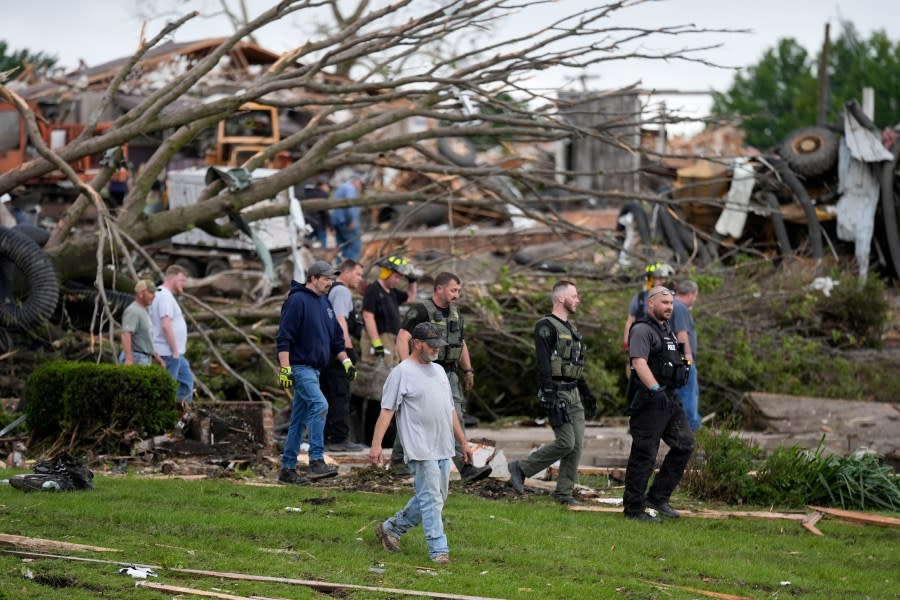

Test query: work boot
[508,460,525,494]
[390,462,410,478]
[624,511,661,523]
[431,553,450,564]
[646,499,680,518]
[307,460,338,480]
[556,496,584,506]
[374,523,401,552]
[278,468,309,485]
[327,441,367,452]
[459,463,492,484]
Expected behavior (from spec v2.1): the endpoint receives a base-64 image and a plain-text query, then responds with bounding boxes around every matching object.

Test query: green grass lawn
[0,470,897,599]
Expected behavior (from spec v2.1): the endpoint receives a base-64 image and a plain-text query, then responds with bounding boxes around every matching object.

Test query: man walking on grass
[369,322,472,564]
[276,260,358,484]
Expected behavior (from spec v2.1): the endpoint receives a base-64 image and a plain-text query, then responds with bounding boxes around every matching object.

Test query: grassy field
[0,470,897,599]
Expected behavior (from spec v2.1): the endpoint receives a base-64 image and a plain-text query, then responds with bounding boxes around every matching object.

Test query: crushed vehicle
[150,166,311,287]
[622,101,900,280]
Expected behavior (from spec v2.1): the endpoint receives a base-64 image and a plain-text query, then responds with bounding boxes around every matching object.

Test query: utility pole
[816,22,831,126]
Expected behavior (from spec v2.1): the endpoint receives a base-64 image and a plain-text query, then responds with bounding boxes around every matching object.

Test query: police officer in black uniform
[623,286,694,522]
[394,272,492,483]
[508,280,597,505]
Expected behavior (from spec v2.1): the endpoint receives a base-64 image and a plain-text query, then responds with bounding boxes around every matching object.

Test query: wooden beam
[644,580,755,600]
[137,580,285,599]
[0,533,119,553]
[172,567,505,600]
[568,506,811,521]
[3,550,502,600]
[808,506,900,528]
[1,549,155,567]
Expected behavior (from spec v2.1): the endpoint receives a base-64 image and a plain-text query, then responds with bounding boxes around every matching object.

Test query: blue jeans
[333,223,361,261]
[162,355,194,403]
[118,351,152,366]
[676,364,700,431]
[382,459,450,559]
[281,365,329,468]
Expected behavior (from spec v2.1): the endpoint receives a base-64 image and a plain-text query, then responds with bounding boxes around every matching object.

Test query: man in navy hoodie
[276,260,358,484]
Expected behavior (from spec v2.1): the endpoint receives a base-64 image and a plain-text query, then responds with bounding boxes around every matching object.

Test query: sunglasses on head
[648,289,674,301]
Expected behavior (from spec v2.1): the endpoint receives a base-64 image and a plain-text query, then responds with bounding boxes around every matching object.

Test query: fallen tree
[1,1,730,282]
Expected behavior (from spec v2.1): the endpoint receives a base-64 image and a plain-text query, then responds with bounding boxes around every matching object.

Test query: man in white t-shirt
[149,265,194,406]
[369,322,472,565]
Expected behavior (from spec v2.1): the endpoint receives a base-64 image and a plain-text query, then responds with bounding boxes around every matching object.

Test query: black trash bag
[9,454,94,492]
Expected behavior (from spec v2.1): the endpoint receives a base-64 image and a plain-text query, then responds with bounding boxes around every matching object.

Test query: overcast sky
[5,0,900,132]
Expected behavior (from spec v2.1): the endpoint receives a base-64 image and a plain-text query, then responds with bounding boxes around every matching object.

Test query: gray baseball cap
[307,260,340,278]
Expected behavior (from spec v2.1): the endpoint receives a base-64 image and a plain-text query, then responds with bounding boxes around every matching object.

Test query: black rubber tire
[0,226,60,329]
[618,200,651,243]
[880,140,900,279]
[779,126,839,179]
[60,281,135,331]
[657,206,689,264]
[675,219,712,265]
[762,191,793,258]
[205,259,230,277]
[437,137,478,167]
[174,257,201,279]
[771,158,823,260]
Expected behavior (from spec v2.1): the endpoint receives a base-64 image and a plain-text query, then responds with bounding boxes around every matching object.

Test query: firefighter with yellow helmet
[360,255,419,365]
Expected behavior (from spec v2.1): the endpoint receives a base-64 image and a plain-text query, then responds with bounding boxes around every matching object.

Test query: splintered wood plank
[567,506,809,521]
[808,505,900,527]
[802,511,825,536]
[645,580,755,600]
[0,534,119,553]
[172,567,504,599]
[137,580,285,599]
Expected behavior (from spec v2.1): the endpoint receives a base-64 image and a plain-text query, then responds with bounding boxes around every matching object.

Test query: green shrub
[753,443,900,510]
[682,427,760,504]
[683,429,900,510]
[25,361,178,444]
[816,273,888,348]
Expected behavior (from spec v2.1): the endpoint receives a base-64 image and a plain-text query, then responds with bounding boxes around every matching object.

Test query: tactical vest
[630,317,689,389]
[423,298,463,365]
[331,281,362,339]
[541,316,586,380]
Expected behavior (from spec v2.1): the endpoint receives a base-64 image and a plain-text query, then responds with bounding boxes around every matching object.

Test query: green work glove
[278,366,293,391]
[371,338,385,357]
[342,358,358,381]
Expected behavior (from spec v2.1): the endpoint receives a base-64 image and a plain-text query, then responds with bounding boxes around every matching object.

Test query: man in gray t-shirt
[322,260,365,450]
[369,323,472,565]
[120,279,163,366]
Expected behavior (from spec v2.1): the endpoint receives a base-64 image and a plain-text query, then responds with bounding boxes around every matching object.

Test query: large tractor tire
[0,226,59,330]
[779,126,839,179]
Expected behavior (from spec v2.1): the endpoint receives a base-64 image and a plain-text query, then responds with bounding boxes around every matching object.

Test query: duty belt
[553,380,577,391]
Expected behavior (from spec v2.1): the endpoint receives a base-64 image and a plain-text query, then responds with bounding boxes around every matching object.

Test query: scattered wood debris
[807,505,900,528]
[0,534,119,553]
[643,579,755,600]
